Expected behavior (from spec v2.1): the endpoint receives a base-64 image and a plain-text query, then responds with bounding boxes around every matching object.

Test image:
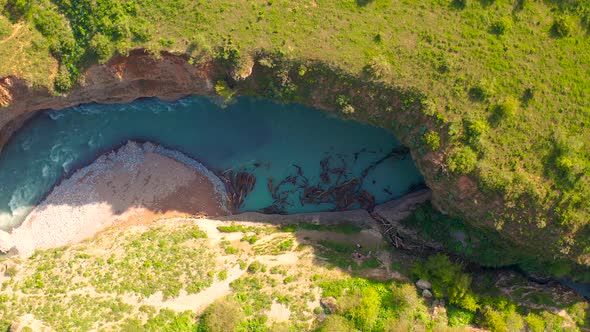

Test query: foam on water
[0,96,424,231]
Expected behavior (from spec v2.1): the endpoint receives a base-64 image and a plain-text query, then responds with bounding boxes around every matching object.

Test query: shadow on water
[0,96,424,231]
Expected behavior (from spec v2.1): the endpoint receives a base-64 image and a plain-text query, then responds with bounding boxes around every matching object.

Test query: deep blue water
[0,96,423,230]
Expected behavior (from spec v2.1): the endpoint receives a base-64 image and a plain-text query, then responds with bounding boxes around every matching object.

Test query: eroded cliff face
[0,50,218,152]
[0,49,582,272]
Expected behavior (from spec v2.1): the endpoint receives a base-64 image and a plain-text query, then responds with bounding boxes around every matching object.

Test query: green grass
[1,220,588,331]
[1,0,588,273]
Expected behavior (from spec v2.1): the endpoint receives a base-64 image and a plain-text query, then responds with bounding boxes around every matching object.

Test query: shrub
[131,22,152,42]
[364,55,392,80]
[217,36,241,67]
[339,287,381,331]
[468,80,493,101]
[247,261,266,273]
[199,297,245,332]
[54,67,74,93]
[0,17,10,39]
[342,104,355,114]
[447,146,477,174]
[465,119,488,145]
[413,254,479,312]
[447,306,475,326]
[158,38,174,48]
[391,283,425,314]
[215,80,236,102]
[89,33,112,63]
[492,97,518,119]
[480,306,507,332]
[490,18,511,35]
[318,315,358,332]
[423,130,441,151]
[551,16,574,38]
[336,95,355,114]
[524,313,545,332]
[452,0,468,10]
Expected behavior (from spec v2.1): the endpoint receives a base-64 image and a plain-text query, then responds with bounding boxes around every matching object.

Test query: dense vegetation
[1,219,586,331]
[0,1,588,276]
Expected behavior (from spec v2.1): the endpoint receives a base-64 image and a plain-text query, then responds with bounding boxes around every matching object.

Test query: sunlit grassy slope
[0,0,588,264]
[1,219,587,331]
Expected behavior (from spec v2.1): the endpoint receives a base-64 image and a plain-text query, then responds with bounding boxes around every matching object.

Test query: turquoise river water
[0,96,424,231]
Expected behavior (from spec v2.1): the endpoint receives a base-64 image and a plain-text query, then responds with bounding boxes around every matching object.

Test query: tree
[198,296,245,332]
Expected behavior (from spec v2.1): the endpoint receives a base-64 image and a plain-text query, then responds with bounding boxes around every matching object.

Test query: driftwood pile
[218,169,256,213]
[266,146,410,213]
[219,146,410,214]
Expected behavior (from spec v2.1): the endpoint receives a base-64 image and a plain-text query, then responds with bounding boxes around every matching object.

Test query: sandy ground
[9,141,228,256]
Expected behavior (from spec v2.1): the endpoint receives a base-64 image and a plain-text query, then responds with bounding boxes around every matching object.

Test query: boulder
[422,289,433,298]
[0,230,14,253]
[320,297,339,314]
[416,279,431,290]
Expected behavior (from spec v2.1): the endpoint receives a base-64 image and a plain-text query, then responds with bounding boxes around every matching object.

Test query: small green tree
[490,18,511,35]
[447,146,477,174]
[480,306,508,332]
[551,16,574,38]
[493,97,518,119]
[339,287,381,331]
[413,254,479,312]
[423,130,441,151]
[199,296,245,332]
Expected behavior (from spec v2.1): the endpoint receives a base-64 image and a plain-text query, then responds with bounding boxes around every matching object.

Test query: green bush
[413,254,479,312]
[54,67,74,93]
[465,119,488,146]
[89,33,112,63]
[247,261,266,273]
[144,309,197,331]
[0,17,10,39]
[423,130,441,151]
[447,306,475,326]
[338,287,381,331]
[452,0,468,10]
[391,283,424,314]
[524,313,545,332]
[317,315,358,332]
[468,80,493,101]
[215,80,236,102]
[217,36,241,67]
[480,306,507,332]
[551,16,574,38]
[492,97,518,119]
[363,55,392,80]
[447,146,477,174]
[199,297,245,332]
[490,18,511,35]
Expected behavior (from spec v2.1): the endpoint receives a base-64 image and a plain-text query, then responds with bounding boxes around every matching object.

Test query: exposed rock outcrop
[0,50,218,153]
[416,279,432,290]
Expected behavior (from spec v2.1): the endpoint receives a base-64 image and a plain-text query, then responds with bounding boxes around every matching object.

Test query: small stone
[320,297,339,314]
[422,289,433,298]
[416,279,431,290]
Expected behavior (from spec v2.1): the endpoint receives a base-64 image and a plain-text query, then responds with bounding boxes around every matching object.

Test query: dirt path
[0,23,23,45]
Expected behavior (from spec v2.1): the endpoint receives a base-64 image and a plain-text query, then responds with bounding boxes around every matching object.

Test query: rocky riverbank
[1,141,229,256]
[0,140,433,257]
